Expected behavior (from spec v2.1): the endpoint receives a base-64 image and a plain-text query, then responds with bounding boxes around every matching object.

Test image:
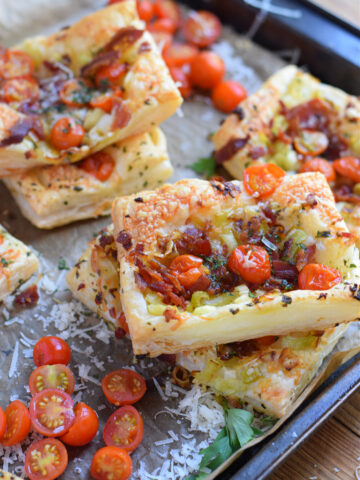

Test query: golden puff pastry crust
[0,470,23,480]
[0,2,182,176]
[0,225,38,301]
[66,225,122,329]
[178,326,347,418]
[112,175,360,356]
[3,127,173,229]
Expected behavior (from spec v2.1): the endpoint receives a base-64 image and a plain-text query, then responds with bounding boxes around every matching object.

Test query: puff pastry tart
[111,174,360,356]
[212,65,360,246]
[0,1,182,176]
[0,225,38,301]
[3,127,172,229]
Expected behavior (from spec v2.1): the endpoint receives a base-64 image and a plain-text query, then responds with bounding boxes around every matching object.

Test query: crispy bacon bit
[272,260,299,281]
[261,205,277,224]
[306,193,318,207]
[296,244,315,272]
[115,327,126,339]
[164,308,178,323]
[279,348,299,370]
[0,117,33,147]
[175,227,212,257]
[334,185,360,204]
[14,285,39,307]
[284,98,330,133]
[217,340,259,361]
[103,27,144,53]
[99,234,114,249]
[77,283,85,291]
[111,98,131,130]
[109,307,116,319]
[95,292,103,305]
[250,146,266,159]
[116,231,132,250]
[324,133,348,160]
[214,136,249,164]
[80,50,119,78]
[210,180,240,198]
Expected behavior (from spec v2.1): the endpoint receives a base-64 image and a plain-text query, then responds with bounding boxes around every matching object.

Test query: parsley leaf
[58,258,70,271]
[198,428,232,476]
[190,156,216,179]
[226,408,254,449]
[316,230,331,238]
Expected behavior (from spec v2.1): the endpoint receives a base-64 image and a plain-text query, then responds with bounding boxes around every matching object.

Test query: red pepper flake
[77,283,85,290]
[116,230,132,250]
[115,327,126,339]
[14,285,39,307]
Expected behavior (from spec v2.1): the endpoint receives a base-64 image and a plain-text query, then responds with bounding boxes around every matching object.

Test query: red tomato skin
[50,117,85,151]
[25,438,68,480]
[60,402,99,446]
[299,158,336,182]
[153,0,182,26]
[29,389,75,437]
[0,407,5,440]
[333,156,360,183]
[243,163,285,199]
[90,446,132,480]
[183,10,222,48]
[169,254,204,288]
[137,0,154,22]
[168,65,192,99]
[148,18,178,34]
[0,50,35,79]
[3,76,39,104]
[228,245,271,284]
[163,43,199,68]
[33,336,71,367]
[103,405,144,452]
[102,369,146,406]
[28,364,75,396]
[298,263,342,290]
[211,80,247,113]
[1,400,31,447]
[78,151,115,182]
[189,51,225,90]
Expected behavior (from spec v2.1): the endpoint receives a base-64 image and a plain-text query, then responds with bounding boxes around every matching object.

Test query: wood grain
[335,391,360,436]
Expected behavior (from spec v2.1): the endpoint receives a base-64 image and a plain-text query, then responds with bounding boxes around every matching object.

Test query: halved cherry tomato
[298,263,342,290]
[333,156,360,183]
[293,130,329,156]
[150,31,173,53]
[243,163,286,199]
[59,79,90,107]
[95,62,127,89]
[29,365,75,396]
[168,65,192,99]
[90,92,115,113]
[60,402,99,446]
[33,336,71,367]
[102,369,146,406]
[183,10,222,48]
[299,157,336,182]
[29,389,75,437]
[3,76,39,104]
[103,405,144,452]
[169,254,204,288]
[189,51,225,90]
[0,50,35,79]
[228,245,271,284]
[148,18,178,34]
[1,400,31,447]
[256,336,278,347]
[50,117,85,150]
[153,0,182,27]
[78,151,115,182]
[137,0,155,22]
[0,406,6,440]
[211,80,247,113]
[163,42,198,67]
[90,446,132,480]
[25,438,68,480]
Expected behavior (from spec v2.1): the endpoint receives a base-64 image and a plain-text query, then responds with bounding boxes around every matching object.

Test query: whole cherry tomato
[33,336,71,366]
[211,80,247,113]
[169,254,204,288]
[60,402,99,446]
[153,0,182,27]
[298,263,342,290]
[0,406,5,440]
[163,42,198,67]
[50,117,85,150]
[79,151,115,182]
[333,156,360,183]
[183,11,222,48]
[228,244,271,284]
[137,0,154,22]
[299,157,336,182]
[148,18,178,34]
[243,163,285,199]
[190,51,225,90]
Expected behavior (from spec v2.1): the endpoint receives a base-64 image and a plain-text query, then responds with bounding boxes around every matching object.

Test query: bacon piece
[214,136,249,164]
[111,98,131,130]
[164,308,179,323]
[175,227,212,256]
[103,27,144,53]
[80,50,119,78]
[0,116,33,147]
[296,244,316,272]
[272,260,299,281]
[14,285,39,307]
[99,234,114,249]
[283,98,330,133]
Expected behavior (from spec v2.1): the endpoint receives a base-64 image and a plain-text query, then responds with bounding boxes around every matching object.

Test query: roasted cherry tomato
[211,80,247,113]
[103,405,144,452]
[256,336,278,347]
[29,364,75,396]
[293,130,329,156]
[59,79,90,107]
[78,151,115,182]
[190,51,225,90]
[1,400,31,447]
[168,65,192,99]
[95,62,127,89]
[243,163,285,199]
[3,76,39,104]
[30,389,75,437]
[163,42,198,67]
[102,369,146,406]
[60,402,99,446]
[298,263,342,290]
[118,312,130,335]
[0,50,35,79]
[0,406,6,440]
[90,446,132,480]
[228,245,271,284]
[148,18,178,34]
[137,0,155,22]
[153,0,182,27]
[150,31,173,53]
[333,156,360,183]
[25,438,68,480]
[183,10,222,48]
[90,91,118,113]
[50,117,85,150]
[33,336,71,367]
[169,254,204,288]
[299,157,336,182]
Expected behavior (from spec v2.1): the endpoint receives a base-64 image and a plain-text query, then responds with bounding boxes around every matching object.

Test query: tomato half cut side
[59,79,90,107]
[90,446,132,480]
[183,10,222,48]
[243,163,286,199]
[29,364,75,396]
[0,406,5,440]
[30,389,75,437]
[25,438,68,480]
[60,402,99,447]
[102,369,146,406]
[3,77,39,104]
[0,50,35,79]
[298,263,342,290]
[103,405,144,452]
[228,244,271,284]
[33,336,71,366]
[333,156,360,183]
[299,157,336,182]
[169,254,204,288]
[293,130,329,156]
[1,400,31,447]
